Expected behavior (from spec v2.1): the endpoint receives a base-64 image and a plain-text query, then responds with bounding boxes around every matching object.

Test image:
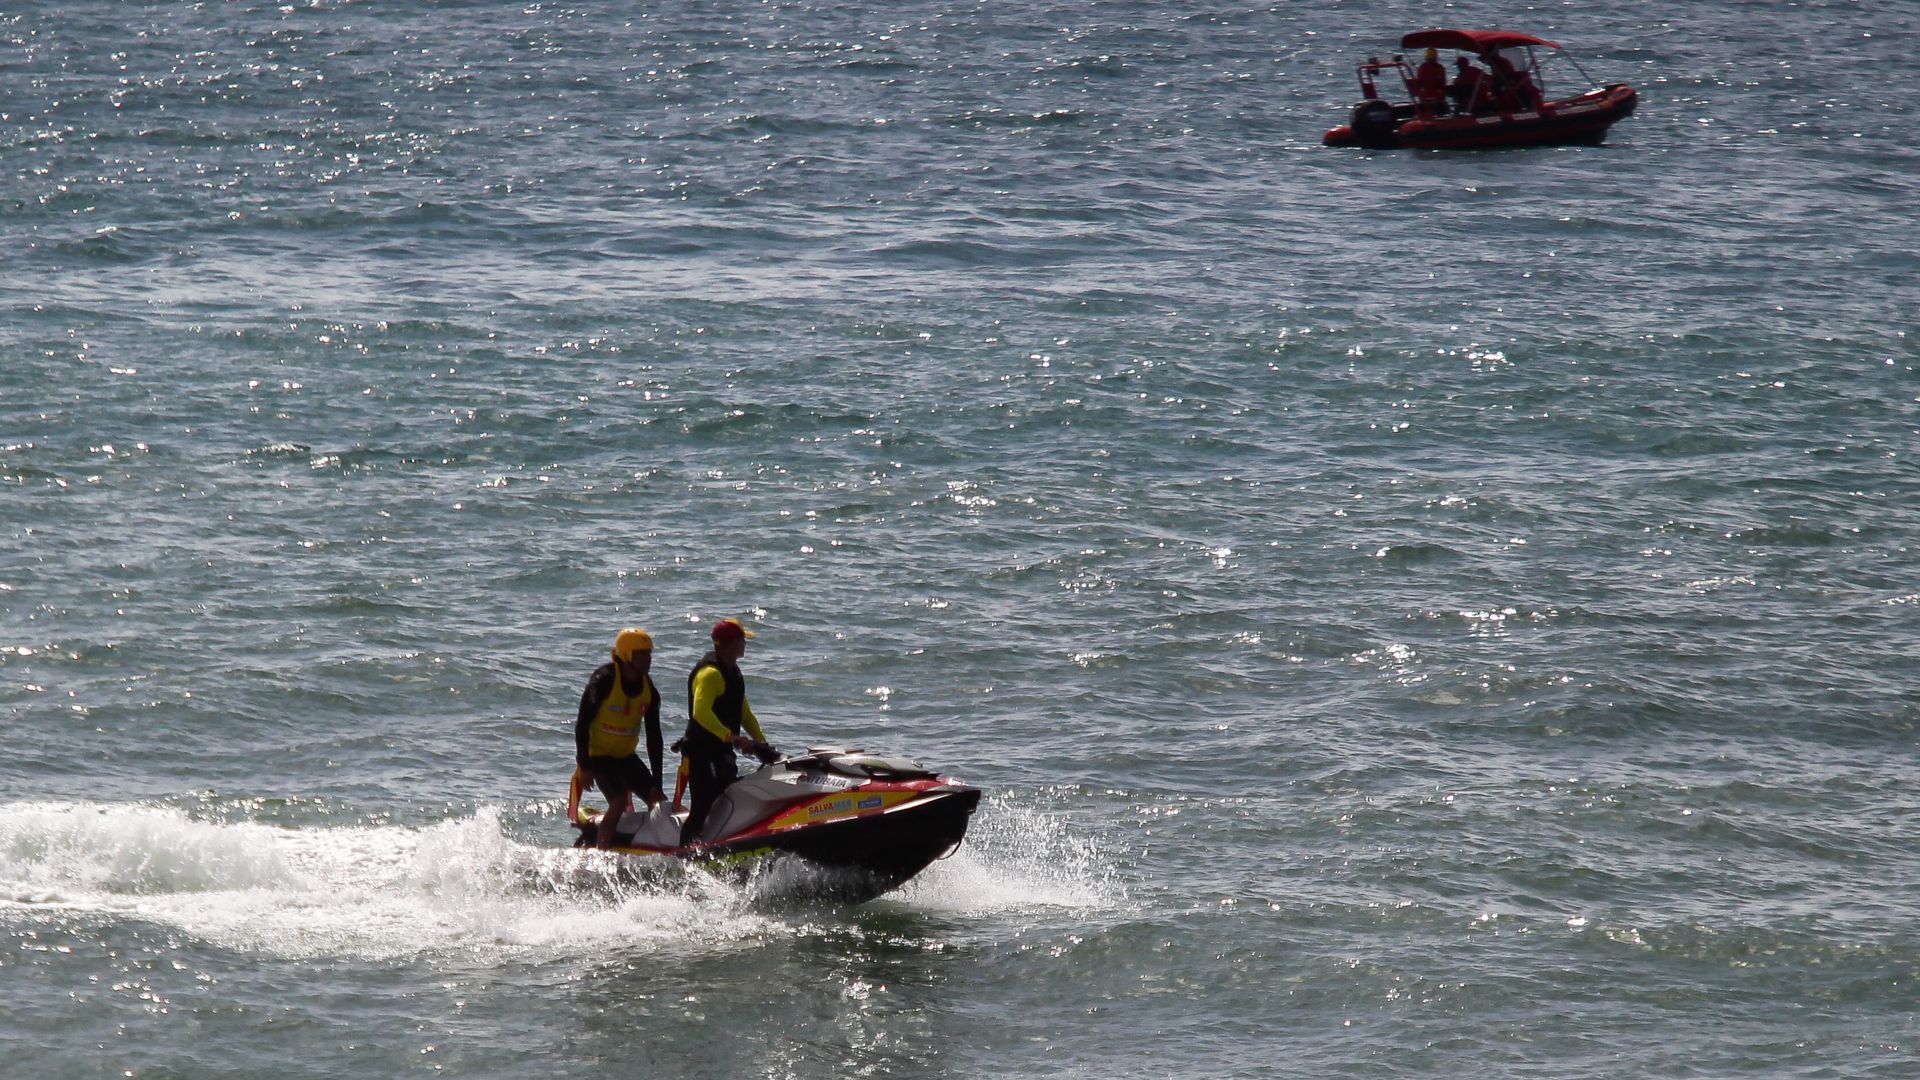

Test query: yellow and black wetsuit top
[682,651,764,755]
[574,662,662,779]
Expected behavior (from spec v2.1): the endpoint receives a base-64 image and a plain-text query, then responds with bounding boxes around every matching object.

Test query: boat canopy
[1399,29,1562,54]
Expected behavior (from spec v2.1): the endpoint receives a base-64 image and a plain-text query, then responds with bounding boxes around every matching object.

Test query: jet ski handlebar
[668,736,782,764]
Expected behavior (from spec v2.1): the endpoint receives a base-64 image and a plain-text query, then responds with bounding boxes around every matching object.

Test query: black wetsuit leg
[585,754,655,800]
[678,750,739,845]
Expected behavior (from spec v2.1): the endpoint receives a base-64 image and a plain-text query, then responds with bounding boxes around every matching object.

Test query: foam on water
[0,801,768,960]
[0,796,1112,960]
[888,795,1119,913]
[0,800,300,901]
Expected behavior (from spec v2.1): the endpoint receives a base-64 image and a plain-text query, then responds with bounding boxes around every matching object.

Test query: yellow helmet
[611,627,653,662]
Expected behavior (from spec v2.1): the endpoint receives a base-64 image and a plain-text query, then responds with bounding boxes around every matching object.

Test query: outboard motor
[1349,99,1399,148]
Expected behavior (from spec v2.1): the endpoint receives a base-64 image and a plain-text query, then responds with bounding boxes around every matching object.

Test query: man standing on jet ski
[575,627,665,850]
[678,618,775,845]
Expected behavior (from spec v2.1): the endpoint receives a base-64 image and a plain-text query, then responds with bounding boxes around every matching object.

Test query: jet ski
[565,746,981,903]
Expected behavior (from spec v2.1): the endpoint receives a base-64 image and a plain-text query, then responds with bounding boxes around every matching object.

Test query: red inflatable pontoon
[1323,29,1637,150]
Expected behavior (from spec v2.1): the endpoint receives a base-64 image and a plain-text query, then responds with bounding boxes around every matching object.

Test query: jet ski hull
[568,749,981,903]
[695,786,981,893]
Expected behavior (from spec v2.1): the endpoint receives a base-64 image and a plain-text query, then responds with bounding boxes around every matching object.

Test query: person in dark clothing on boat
[678,618,775,845]
[575,627,665,849]
[1485,51,1543,112]
[1449,56,1488,114]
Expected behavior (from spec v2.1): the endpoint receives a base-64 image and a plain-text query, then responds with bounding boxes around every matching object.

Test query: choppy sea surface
[4,1,1918,1076]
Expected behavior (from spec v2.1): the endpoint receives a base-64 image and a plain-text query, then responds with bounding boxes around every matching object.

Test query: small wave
[214,200,491,237]
[1646,430,1749,455]
[311,591,424,616]
[1727,523,1846,547]
[0,463,63,483]
[710,113,864,138]
[950,108,1089,129]
[870,236,1104,268]
[833,57,918,72]
[1055,55,1128,77]
[322,445,480,470]
[47,230,151,265]
[1372,542,1464,566]
[870,238,1011,266]
[1625,918,1907,971]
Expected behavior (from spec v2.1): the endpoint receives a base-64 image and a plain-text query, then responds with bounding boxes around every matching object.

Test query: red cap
[711,618,755,642]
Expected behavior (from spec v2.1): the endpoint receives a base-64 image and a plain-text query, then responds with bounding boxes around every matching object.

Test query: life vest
[585,670,655,758]
[683,651,746,753]
[1412,60,1447,102]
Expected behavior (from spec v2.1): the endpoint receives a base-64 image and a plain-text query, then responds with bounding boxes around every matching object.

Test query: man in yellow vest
[574,627,665,849]
[678,618,774,845]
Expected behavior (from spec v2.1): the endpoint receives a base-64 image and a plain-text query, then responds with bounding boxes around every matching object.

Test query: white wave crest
[889,795,1119,912]
[0,795,1117,957]
[0,801,767,960]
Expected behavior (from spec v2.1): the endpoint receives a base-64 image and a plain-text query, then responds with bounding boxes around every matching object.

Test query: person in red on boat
[575,627,665,850]
[1448,56,1488,114]
[1410,47,1449,117]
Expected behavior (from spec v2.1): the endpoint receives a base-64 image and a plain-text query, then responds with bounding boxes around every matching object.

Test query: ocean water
[4,0,1918,1076]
